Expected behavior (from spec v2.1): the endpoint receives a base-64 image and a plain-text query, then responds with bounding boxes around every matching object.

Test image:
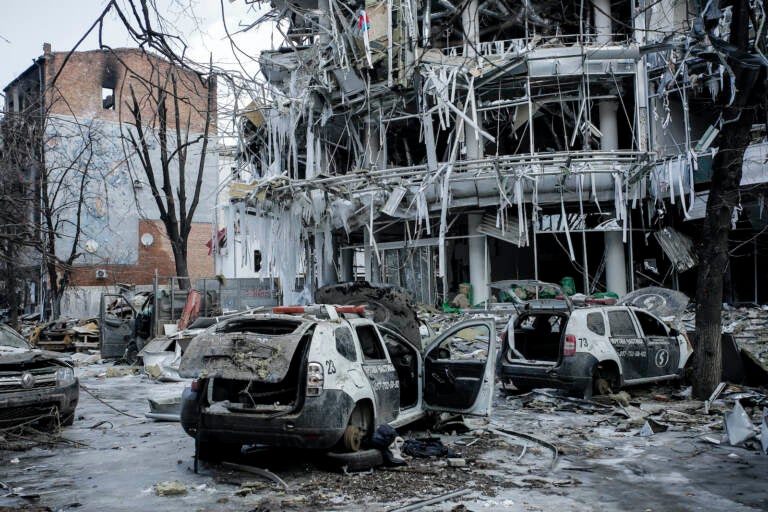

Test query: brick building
[3,44,217,316]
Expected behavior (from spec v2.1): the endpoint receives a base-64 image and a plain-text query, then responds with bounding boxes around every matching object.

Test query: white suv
[179,305,496,459]
[499,293,693,396]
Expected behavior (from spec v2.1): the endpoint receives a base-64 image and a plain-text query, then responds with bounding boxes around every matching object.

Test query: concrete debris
[105,366,141,378]
[684,305,768,368]
[69,352,102,366]
[638,419,669,437]
[154,481,188,496]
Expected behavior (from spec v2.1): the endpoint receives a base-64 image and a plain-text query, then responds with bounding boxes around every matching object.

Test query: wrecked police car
[179,305,495,459]
[0,324,79,428]
[498,283,693,397]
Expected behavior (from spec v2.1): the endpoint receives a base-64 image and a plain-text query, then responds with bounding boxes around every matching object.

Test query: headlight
[56,367,76,386]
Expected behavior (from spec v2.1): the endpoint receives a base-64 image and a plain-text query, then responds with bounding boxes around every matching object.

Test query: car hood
[0,346,71,366]
[619,287,690,320]
[179,328,309,381]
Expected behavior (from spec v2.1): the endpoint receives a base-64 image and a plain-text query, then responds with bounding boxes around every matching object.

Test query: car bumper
[182,387,356,450]
[500,353,598,392]
[0,379,79,426]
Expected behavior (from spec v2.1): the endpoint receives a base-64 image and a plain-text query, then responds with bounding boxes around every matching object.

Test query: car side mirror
[669,328,679,337]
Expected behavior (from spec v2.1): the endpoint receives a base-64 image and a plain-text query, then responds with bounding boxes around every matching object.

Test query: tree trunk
[171,238,191,290]
[693,109,753,399]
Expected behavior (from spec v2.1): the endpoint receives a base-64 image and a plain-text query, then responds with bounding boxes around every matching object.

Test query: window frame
[633,310,669,337]
[607,309,638,337]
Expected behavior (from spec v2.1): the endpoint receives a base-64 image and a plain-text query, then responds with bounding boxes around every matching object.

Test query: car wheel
[594,377,613,396]
[326,449,383,472]
[587,364,616,399]
[341,403,372,452]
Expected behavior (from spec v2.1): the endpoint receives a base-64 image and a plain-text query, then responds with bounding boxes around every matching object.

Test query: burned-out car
[179,305,495,459]
[499,283,693,396]
[0,324,79,428]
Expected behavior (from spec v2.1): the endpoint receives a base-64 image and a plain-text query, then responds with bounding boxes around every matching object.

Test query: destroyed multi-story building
[2,44,218,315]
[220,0,767,306]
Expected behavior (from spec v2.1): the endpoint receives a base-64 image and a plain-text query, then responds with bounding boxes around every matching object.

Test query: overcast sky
[0,0,272,94]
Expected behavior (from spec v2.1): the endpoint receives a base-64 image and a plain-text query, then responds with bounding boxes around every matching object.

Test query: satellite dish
[85,239,99,253]
[141,233,154,247]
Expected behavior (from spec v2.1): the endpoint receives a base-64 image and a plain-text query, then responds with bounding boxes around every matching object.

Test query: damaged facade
[213,0,768,306]
[2,45,219,317]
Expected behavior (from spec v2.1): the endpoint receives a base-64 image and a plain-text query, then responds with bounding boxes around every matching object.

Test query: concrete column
[599,101,619,150]
[594,6,625,297]
[600,101,626,296]
[461,0,479,58]
[468,213,489,305]
[364,101,386,170]
[462,0,482,161]
[363,228,372,282]
[314,231,337,287]
[605,231,626,296]
[593,0,612,45]
[341,248,354,282]
[317,0,332,45]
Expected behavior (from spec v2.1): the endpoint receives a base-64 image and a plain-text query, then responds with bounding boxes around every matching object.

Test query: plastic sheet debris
[723,401,757,446]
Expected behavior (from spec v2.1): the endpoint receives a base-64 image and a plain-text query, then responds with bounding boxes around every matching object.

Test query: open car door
[422,318,497,416]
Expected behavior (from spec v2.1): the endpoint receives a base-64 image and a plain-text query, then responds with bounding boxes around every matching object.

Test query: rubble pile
[720,306,768,365]
[24,317,99,352]
[507,385,768,455]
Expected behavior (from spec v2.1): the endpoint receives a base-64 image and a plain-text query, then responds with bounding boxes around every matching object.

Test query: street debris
[145,397,181,422]
[388,488,472,512]
[221,462,290,490]
[723,401,756,446]
[26,318,99,352]
[154,480,187,496]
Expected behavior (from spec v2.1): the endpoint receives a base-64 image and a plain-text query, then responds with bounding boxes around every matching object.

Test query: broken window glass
[608,311,637,337]
[335,326,357,362]
[356,325,386,361]
[634,311,668,337]
[587,312,606,336]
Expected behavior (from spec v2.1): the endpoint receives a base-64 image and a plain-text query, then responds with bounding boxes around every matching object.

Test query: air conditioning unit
[95,269,108,279]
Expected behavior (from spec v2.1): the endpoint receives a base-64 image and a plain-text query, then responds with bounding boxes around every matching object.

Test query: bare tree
[119,55,216,286]
[693,0,765,398]
[2,70,106,319]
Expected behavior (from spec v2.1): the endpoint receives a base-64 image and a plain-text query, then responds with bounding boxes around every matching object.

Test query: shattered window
[586,312,605,336]
[355,325,386,361]
[634,311,668,337]
[431,325,489,361]
[0,325,29,349]
[335,326,357,362]
[607,310,637,337]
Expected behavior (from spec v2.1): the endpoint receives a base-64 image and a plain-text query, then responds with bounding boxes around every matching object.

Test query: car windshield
[0,325,30,349]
